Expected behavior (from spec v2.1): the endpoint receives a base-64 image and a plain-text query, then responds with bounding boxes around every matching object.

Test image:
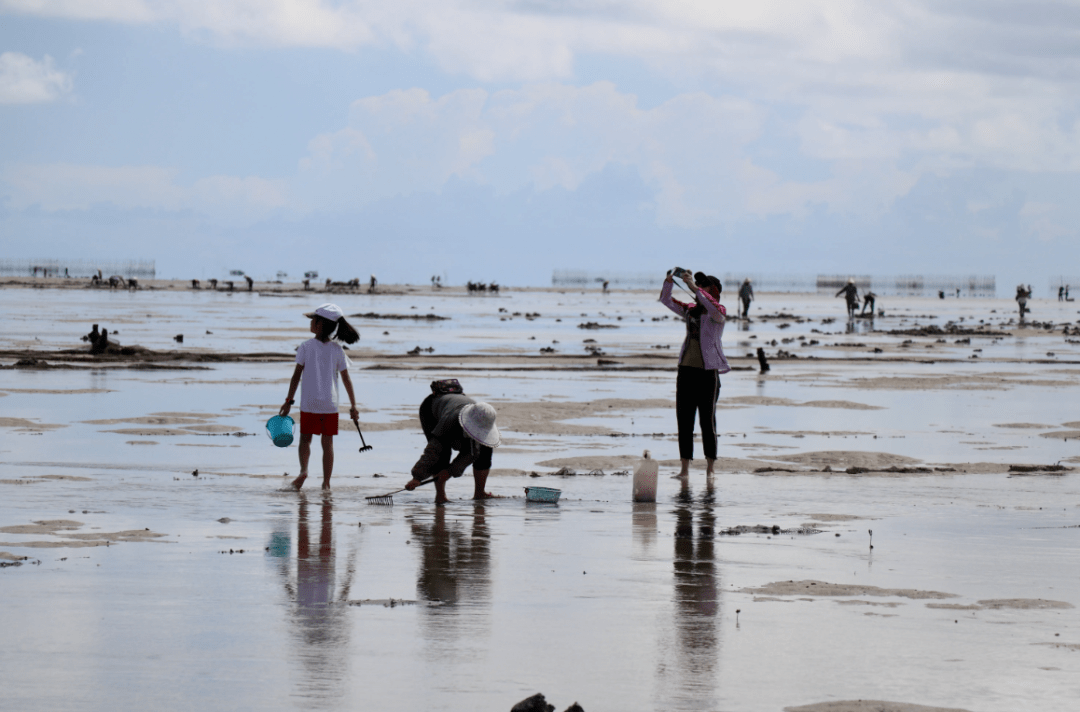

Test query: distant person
[404,379,501,504]
[836,279,860,318]
[82,324,100,348]
[938,290,945,299]
[602,280,610,294]
[955,288,960,298]
[738,278,754,319]
[369,274,377,293]
[1015,284,1031,318]
[279,304,361,491]
[861,291,876,316]
[659,269,730,479]
[1059,286,1065,302]
[245,275,253,291]
[90,328,109,355]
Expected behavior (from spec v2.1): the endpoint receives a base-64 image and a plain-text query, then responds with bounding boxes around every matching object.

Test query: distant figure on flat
[1015,284,1032,318]
[836,279,860,318]
[738,278,754,319]
[1059,285,1065,302]
[861,291,876,316]
[369,274,377,293]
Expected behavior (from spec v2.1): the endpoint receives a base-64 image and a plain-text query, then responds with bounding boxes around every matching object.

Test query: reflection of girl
[660,270,730,478]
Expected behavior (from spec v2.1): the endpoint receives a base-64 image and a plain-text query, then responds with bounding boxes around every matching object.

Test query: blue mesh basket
[524,486,561,503]
[266,415,295,447]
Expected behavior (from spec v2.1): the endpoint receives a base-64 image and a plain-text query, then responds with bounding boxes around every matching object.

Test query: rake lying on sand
[365,476,433,505]
[354,421,373,453]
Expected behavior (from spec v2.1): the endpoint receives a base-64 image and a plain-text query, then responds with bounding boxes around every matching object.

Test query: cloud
[0,163,288,220]
[297,82,790,226]
[0,52,73,104]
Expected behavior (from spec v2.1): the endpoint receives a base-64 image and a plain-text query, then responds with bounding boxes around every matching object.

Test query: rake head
[365,476,432,506]
[353,421,373,453]
[365,493,394,505]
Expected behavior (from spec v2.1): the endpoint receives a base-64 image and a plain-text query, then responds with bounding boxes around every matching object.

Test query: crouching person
[405,380,501,504]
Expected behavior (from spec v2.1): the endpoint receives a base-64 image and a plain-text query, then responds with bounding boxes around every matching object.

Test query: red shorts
[300,412,339,436]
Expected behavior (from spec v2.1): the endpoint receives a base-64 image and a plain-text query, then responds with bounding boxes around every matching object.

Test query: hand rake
[354,420,373,453]
[365,476,434,506]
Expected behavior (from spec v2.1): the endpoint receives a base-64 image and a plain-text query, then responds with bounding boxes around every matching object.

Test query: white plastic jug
[632,450,658,502]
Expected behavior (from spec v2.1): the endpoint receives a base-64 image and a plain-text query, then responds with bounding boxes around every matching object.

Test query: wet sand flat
[2,285,1079,712]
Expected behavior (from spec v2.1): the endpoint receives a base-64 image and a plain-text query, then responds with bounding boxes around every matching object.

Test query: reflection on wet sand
[632,501,658,559]
[660,479,721,710]
[409,504,492,661]
[271,494,356,707]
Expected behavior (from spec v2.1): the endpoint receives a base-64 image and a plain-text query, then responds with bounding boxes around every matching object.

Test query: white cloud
[1,163,288,219]
[297,82,845,227]
[0,52,72,104]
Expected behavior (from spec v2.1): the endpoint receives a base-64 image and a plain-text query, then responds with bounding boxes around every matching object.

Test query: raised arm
[659,273,688,317]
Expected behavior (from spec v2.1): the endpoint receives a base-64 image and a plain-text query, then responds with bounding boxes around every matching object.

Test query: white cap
[304,303,344,322]
[459,402,501,448]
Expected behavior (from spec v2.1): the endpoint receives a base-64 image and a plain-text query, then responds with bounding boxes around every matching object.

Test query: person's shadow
[270,493,357,702]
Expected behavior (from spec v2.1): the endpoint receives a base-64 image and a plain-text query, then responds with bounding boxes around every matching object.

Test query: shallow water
[3,287,1080,712]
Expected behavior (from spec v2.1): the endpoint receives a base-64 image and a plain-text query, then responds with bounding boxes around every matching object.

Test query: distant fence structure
[553,270,997,297]
[0,258,156,279]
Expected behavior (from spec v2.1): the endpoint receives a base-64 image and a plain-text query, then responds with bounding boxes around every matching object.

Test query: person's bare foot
[473,491,500,499]
[290,473,308,490]
[435,495,450,505]
[706,459,716,477]
[321,479,331,490]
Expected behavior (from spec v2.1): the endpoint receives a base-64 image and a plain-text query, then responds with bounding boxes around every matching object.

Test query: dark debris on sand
[510,692,584,712]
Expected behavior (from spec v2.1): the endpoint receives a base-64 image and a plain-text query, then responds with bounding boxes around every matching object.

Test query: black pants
[676,366,720,460]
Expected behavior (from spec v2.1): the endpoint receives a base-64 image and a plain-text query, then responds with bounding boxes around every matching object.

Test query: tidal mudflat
[2,282,1079,712]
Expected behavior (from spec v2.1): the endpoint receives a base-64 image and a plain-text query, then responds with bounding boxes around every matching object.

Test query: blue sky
[2,1,1079,291]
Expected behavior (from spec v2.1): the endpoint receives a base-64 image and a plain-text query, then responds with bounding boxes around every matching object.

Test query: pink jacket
[660,280,731,374]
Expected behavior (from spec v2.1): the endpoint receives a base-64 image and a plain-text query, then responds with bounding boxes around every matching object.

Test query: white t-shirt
[296,338,351,414]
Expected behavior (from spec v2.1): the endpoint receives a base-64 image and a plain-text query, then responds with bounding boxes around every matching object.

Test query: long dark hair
[315,315,360,344]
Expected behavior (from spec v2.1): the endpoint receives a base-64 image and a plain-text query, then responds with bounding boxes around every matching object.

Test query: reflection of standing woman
[660,270,730,478]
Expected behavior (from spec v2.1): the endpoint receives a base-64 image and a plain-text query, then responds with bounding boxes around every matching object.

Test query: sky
[2,1,1079,291]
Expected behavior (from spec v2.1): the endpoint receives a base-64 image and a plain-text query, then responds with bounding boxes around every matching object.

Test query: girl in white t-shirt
[279,303,360,490]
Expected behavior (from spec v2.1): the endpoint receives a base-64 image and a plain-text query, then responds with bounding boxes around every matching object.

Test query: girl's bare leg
[292,433,313,490]
[320,433,334,489]
[706,458,716,476]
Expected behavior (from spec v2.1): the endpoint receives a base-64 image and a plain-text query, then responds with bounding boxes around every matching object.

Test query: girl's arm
[340,369,359,422]
[280,364,303,416]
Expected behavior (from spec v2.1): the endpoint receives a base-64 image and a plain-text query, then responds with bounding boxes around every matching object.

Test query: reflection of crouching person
[405,387,501,504]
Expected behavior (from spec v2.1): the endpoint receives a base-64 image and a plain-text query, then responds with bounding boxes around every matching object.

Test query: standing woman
[279,303,361,490]
[659,270,731,478]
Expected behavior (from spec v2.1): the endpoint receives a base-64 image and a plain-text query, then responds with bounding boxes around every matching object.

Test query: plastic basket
[266,415,296,448]
[524,486,561,503]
